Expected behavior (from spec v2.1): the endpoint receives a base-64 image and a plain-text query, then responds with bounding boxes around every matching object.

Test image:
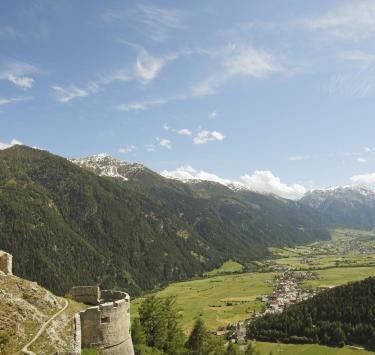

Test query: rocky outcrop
[0,250,12,275]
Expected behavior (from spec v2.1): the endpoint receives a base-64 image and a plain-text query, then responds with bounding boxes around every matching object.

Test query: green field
[132,271,274,332]
[303,266,375,288]
[253,341,372,354]
[132,229,375,353]
[204,259,244,277]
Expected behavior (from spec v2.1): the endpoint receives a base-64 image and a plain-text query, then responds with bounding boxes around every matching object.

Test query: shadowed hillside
[0,146,329,295]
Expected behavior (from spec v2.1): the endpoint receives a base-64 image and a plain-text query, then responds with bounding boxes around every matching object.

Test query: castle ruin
[0,250,12,275]
[70,286,134,355]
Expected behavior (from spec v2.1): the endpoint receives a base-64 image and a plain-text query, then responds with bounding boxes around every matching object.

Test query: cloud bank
[161,166,306,199]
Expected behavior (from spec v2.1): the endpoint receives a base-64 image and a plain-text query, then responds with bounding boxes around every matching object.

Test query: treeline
[133,296,258,355]
[247,277,375,349]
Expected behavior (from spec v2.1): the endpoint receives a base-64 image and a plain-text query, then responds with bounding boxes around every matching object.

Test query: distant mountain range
[0,146,330,296]
[72,153,375,230]
[300,185,375,229]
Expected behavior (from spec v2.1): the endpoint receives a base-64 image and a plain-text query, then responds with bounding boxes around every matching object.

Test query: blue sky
[1,0,375,198]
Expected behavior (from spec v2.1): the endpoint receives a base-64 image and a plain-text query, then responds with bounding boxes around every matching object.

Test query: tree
[163,297,186,354]
[186,318,207,354]
[132,318,146,347]
[226,341,240,355]
[139,296,168,350]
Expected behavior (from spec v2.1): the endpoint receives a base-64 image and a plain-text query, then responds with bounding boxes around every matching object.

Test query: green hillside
[0,145,329,296]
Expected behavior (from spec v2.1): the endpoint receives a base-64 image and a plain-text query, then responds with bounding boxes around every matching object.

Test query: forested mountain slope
[248,277,375,349]
[0,146,329,295]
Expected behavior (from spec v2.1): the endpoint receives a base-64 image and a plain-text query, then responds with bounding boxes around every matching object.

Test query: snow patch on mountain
[70,154,146,181]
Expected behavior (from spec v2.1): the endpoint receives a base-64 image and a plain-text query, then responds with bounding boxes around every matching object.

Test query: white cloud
[0,61,39,79]
[224,44,280,78]
[161,166,306,199]
[193,129,225,144]
[0,61,39,88]
[240,170,306,199]
[116,98,168,112]
[135,48,165,82]
[99,69,131,85]
[208,111,217,118]
[329,68,375,97]
[163,124,192,136]
[339,50,375,63]
[52,85,89,103]
[288,155,311,161]
[52,82,99,103]
[0,96,31,106]
[304,0,375,40]
[357,157,367,163]
[103,4,186,42]
[8,74,34,89]
[191,44,281,97]
[157,138,172,149]
[118,144,136,154]
[177,128,192,136]
[350,173,375,186]
[135,4,186,42]
[0,138,22,150]
[161,165,233,185]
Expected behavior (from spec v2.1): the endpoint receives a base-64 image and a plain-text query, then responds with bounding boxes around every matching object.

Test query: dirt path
[21,298,69,355]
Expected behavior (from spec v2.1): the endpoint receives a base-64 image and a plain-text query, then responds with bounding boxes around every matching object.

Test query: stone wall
[71,312,82,354]
[69,286,100,306]
[72,288,134,355]
[0,251,12,275]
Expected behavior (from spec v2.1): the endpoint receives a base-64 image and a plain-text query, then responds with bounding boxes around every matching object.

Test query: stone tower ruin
[0,250,12,275]
[69,286,134,355]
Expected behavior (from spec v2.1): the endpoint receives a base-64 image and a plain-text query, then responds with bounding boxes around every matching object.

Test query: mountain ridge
[0,146,329,296]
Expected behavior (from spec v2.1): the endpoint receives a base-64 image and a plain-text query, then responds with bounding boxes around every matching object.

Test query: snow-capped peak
[70,154,147,181]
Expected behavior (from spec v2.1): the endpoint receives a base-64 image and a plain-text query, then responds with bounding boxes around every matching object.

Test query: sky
[1,0,375,199]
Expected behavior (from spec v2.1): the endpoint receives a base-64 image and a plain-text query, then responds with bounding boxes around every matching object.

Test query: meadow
[131,229,375,354]
[132,271,274,331]
[253,341,372,354]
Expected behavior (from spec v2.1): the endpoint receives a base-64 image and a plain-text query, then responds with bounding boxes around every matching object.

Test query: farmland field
[132,229,375,354]
[253,341,372,354]
[132,271,274,331]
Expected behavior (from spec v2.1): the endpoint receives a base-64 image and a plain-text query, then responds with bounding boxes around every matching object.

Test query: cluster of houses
[261,271,318,315]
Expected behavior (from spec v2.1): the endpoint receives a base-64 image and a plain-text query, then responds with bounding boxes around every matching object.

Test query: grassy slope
[29,299,88,354]
[204,260,244,277]
[132,272,274,332]
[254,341,371,354]
[0,274,87,354]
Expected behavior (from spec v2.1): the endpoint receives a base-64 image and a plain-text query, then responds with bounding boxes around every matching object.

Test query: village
[229,270,319,342]
[261,270,318,315]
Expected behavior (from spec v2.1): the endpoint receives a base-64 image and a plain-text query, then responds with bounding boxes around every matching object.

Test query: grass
[253,341,372,354]
[30,298,89,354]
[303,266,375,288]
[81,349,99,355]
[132,271,274,332]
[204,259,244,277]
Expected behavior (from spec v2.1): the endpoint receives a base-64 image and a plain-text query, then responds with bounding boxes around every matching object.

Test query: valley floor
[132,228,375,355]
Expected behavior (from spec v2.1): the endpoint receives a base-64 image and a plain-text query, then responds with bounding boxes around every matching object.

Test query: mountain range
[0,145,374,297]
[0,146,333,296]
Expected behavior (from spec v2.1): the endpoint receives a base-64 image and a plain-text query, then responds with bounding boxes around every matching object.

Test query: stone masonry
[70,286,134,355]
[0,250,12,275]
[69,286,101,306]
